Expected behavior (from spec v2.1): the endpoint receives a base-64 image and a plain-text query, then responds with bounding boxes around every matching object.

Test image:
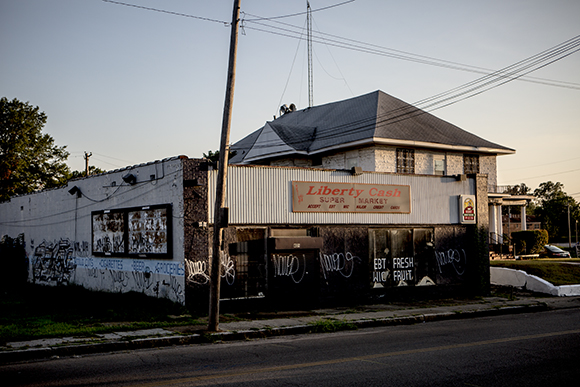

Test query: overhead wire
[242,34,580,150]
[311,16,355,96]
[101,0,229,25]
[242,16,580,91]
[102,0,580,91]
[0,169,181,227]
[501,168,580,184]
[243,0,355,22]
[274,15,308,118]
[502,156,580,171]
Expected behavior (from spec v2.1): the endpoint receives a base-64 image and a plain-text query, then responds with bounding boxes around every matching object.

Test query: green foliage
[203,149,237,163]
[309,318,357,333]
[68,166,107,179]
[0,97,70,200]
[505,183,532,195]
[203,150,220,162]
[511,230,549,254]
[0,284,200,343]
[532,181,579,242]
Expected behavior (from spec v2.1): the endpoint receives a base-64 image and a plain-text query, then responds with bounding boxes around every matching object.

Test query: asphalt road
[3,308,579,386]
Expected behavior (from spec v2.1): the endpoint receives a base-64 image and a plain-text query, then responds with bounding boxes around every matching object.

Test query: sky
[1,0,579,200]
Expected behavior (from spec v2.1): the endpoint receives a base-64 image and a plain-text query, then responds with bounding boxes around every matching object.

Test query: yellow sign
[292,181,411,213]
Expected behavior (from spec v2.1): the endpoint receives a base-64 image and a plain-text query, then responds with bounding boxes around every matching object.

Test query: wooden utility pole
[208,0,241,332]
[84,151,92,176]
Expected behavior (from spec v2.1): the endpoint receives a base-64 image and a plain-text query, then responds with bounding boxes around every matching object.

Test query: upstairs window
[464,154,479,174]
[396,148,415,174]
[433,155,446,176]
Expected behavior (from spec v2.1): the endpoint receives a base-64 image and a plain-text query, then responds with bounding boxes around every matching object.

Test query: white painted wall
[0,157,186,304]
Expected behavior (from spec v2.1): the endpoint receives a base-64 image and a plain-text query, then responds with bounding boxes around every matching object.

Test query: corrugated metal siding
[209,165,475,225]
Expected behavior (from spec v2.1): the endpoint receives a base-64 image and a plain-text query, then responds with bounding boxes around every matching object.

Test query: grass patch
[490,259,580,286]
[309,318,357,333]
[0,284,201,345]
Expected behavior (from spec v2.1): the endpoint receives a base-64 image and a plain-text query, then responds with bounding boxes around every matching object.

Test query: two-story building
[0,90,523,312]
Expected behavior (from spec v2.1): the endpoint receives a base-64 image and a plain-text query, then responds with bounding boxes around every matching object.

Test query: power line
[102,0,230,25]
[502,168,580,183]
[502,156,580,171]
[242,17,580,91]
[243,0,355,21]
[241,35,580,151]
[104,0,580,91]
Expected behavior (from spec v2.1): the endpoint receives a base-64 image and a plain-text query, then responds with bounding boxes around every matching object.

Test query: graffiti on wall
[220,251,236,286]
[32,239,76,284]
[272,253,306,284]
[30,236,185,303]
[185,252,236,286]
[186,260,209,284]
[434,249,466,276]
[318,251,357,279]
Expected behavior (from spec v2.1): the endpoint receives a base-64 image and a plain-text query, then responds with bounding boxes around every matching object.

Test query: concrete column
[497,205,504,243]
[488,202,503,244]
[520,205,527,231]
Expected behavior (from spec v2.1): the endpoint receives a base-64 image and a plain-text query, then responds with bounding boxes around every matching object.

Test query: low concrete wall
[490,267,580,296]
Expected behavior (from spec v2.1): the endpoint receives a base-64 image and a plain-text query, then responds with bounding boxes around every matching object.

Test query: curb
[0,302,549,365]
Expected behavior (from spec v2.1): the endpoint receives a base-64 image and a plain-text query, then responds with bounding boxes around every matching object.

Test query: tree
[68,166,106,179]
[0,97,70,200]
[505,183,532,195]
[203,149,237,163]
[502,183,536,216]
[533,181,580,242]
[203,150,220,162]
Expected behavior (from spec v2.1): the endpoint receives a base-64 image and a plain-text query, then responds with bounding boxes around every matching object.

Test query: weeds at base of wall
[309,318,358,333]
[0,284,201,344]
[201,333,222,343]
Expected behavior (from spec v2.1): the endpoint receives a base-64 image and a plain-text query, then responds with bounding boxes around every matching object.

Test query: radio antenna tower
[307,1,313,107]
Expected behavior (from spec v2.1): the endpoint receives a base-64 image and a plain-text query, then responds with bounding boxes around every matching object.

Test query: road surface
[3,308,579,386]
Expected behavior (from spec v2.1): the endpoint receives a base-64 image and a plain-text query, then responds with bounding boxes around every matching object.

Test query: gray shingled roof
[229,90,514,164]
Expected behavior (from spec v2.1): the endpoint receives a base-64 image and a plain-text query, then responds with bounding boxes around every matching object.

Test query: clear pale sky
[1,0,579,199]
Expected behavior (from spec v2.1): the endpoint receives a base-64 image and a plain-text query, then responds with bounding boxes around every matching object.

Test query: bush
[511,230,549,255]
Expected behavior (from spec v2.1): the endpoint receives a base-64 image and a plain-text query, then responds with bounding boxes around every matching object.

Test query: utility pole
[84,151,92,176]
[208,0,241,332]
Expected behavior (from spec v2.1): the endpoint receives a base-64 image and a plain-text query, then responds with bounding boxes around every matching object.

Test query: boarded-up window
[464,154,479,174]
[396,148,415,174]
[369,228,435,288]
[92,204,172,258]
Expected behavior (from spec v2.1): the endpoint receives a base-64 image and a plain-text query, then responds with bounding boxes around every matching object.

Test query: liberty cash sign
[292,181,411,213]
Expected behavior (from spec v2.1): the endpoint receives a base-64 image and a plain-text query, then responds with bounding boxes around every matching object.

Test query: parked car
[540,245,571,258]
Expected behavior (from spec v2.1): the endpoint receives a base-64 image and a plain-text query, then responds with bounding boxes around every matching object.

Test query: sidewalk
[2,292,580,364]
